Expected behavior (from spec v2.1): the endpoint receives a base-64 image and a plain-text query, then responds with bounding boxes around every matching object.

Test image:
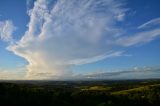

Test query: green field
[0,80,160,106]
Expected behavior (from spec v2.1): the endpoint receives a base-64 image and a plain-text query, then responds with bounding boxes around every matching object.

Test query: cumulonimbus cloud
[6,0,160,79]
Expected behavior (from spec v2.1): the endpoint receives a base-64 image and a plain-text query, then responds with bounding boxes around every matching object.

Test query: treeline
[0,81,160,106]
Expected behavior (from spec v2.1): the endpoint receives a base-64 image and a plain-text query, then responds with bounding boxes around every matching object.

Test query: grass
[80,86,112,91]
[111,84,160,95]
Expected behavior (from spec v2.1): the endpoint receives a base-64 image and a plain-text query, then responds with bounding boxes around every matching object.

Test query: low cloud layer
[4,0,160,79]
[76,67,160,80]
[0,68,26,80]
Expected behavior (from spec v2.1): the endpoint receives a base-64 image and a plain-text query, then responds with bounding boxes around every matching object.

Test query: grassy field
[0,79,160,106]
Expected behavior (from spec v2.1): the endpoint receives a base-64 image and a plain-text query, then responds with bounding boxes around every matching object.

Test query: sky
[0,0,160,80]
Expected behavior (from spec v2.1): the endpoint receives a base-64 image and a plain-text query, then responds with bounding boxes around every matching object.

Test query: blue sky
[0,0,160,80]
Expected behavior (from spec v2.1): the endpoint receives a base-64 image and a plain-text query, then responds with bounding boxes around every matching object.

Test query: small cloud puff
[0,20,16,42]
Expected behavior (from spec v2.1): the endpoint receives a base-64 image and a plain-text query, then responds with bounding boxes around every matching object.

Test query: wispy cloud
[138,17,160,29]
[0,20,16,42]
[115,28,160,47]
[69,51,124,65]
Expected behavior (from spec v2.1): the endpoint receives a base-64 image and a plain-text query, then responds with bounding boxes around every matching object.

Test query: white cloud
[138,17,160,29]
[0,20,16,42]
[116,13,125,21]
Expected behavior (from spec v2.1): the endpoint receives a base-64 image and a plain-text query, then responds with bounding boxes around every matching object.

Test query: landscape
[0,79,160,106]
[0,0,160,105]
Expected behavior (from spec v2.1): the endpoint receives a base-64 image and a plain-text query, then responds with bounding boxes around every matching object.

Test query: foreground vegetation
[0,80,160,106]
